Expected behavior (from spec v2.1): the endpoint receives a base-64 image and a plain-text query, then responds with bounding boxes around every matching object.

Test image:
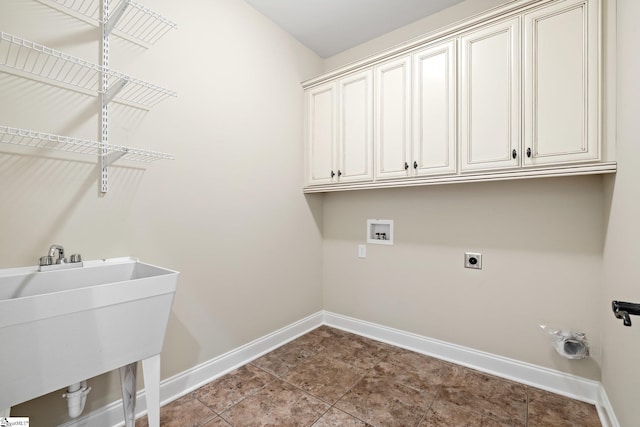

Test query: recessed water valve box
[367,219,393,245]
[465,252,482,269]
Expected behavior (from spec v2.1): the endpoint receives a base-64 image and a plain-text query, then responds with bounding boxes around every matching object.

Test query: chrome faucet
[39,244,83,271]
[48,244,66,264]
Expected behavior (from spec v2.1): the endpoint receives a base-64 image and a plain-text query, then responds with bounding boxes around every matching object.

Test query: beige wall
[0,0,323,424]
[601,0,640,425]
[323,177,604,380]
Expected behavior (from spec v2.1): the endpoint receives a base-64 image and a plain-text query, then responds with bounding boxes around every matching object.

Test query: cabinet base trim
[303,162,617,193]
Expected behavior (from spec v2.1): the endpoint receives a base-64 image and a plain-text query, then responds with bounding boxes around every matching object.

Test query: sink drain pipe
[63,381,91,418]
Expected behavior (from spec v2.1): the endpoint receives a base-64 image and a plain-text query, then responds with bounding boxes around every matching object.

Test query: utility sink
[0,257,178,421]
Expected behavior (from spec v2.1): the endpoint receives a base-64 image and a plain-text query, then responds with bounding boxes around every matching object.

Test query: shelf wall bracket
[102,78,128,107]
[105,0,131,36]
[103,150,127,167]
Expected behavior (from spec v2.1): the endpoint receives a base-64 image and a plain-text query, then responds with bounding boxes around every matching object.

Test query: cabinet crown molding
[303,0,559,89]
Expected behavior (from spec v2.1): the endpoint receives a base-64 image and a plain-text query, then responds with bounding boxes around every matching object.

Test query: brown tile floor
[136,326,601,427]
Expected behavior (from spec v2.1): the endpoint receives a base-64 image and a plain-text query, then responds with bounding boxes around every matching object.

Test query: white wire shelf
[0,126,175,163]
[43,0,177,46]
[0,32,176,108]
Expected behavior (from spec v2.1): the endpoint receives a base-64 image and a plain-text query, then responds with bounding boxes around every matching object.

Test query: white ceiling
[244,0,467,58]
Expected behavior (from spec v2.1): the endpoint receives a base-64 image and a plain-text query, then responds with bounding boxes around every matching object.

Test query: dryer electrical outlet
[465,252,482,269]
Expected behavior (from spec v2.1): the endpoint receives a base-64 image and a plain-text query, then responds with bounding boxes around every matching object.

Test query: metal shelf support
[101,0,111,193]
[103,78,128,108]
[105,0,131,36]
[103,150,127,167]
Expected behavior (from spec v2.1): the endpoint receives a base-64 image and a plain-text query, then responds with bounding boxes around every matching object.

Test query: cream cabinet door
[460,18,521,172]
[305,81,337,186]
[337,69,374,183]
[375,55,412,180]
[413,39,457,176]
[523,0,599,166]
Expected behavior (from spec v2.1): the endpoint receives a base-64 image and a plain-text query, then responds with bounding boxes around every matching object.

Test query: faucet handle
[39,255,53,266]
[70,253,83,263]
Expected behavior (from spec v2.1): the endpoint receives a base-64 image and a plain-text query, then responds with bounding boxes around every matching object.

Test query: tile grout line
[525,385,529,427]
[312,331,392,427]
[191,395,225,426]
[194,366,282,427]
[311,332,439,427]
[250,328,386,426]
[415,384,443,427]
[204,323,330,424]
[324,365,376,426]
[248,359,337,426]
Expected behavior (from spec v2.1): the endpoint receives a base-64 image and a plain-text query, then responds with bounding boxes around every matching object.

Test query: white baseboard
[322,311,619,427]
[324,312,600,401]
[59,310,618,427]
[596,383,621,427]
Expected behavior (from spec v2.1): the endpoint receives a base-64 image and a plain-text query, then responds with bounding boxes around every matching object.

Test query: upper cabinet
[413,39,457,177]
[305,81,336,186]
[460,18,520,172]
[374,40,457,182]
[305,70,373,186]
[374,55,412,181]
[523,0,599,166]
[303,0,614,192]
[338,70,374,184]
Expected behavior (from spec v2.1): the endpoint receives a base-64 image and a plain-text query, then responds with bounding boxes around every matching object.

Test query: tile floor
[136,326,601,427]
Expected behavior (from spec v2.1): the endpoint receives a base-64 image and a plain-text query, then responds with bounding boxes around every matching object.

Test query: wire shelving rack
[0,126,174,163]
[0,32,176,109]
[42,0,177,47]
[0,0,177,193]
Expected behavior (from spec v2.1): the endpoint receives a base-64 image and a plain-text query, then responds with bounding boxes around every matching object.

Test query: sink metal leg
[119,362,137,427]
[142,355,161,427]
[118,356,161,427]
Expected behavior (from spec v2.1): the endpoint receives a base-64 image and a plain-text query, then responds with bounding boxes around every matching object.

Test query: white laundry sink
[0,257,178,410]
